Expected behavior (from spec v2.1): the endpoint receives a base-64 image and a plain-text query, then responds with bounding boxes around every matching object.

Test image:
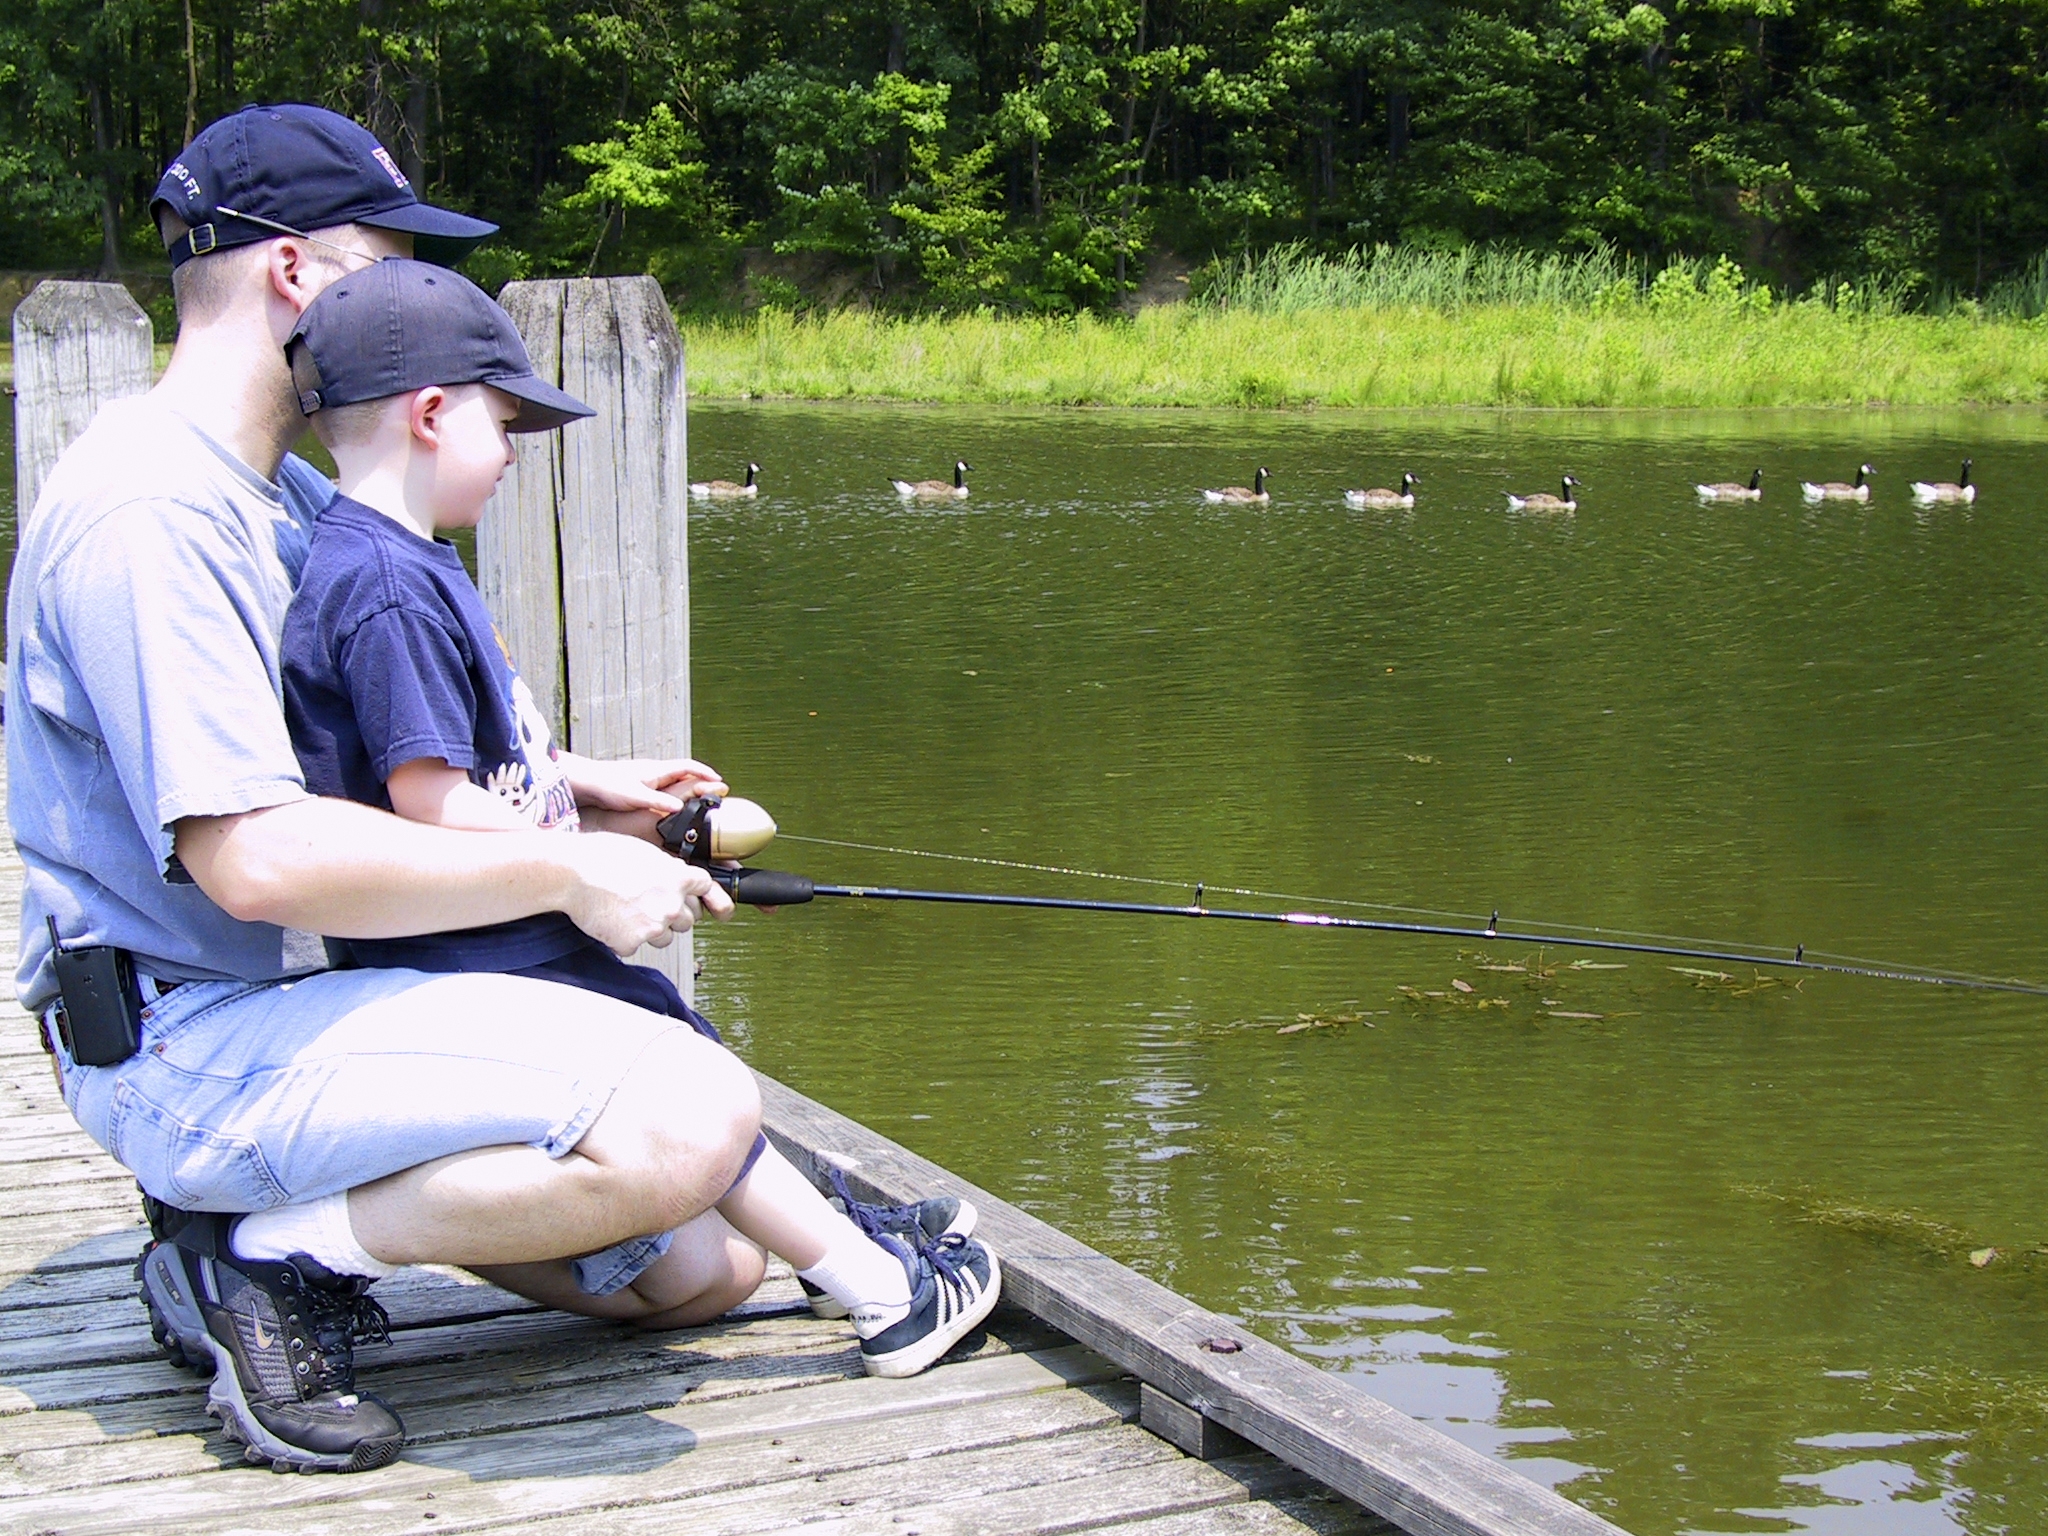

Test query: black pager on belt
[46,916,144,1066]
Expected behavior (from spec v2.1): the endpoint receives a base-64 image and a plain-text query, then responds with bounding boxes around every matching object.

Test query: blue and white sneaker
[799,1169,980,1320]
[854,1230,1001,1379]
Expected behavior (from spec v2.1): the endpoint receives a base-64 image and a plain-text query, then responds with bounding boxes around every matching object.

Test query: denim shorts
[54,965,717,1295]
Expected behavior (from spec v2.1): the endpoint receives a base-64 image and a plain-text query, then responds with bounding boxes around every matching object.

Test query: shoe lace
[828,1167,921,1240]
[298,1280,392,1395]
[916,1230,973,1291]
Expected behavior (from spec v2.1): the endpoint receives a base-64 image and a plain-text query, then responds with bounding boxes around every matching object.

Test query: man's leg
[344,1021,758,1268]
[90,967,760,1471]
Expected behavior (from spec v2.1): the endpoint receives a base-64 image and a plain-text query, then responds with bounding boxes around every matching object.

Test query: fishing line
[774,831,2046,997]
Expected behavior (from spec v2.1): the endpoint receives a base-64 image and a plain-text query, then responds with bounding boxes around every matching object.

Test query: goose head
[1856,463,1875,486]
[1254,467,1271,494]
[1401,472,1420,493]
[954,460,972,486]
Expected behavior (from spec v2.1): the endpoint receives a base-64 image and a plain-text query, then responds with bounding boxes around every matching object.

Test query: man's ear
[266,238,323,314]
[409,387,448,447]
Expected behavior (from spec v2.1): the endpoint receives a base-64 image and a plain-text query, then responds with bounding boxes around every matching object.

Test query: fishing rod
[658,797,2048,999]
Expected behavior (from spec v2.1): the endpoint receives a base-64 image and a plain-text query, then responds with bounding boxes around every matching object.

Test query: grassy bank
[682,302,2048,409]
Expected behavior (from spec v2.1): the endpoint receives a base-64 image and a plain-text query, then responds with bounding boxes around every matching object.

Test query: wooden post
[11,281,154,519]
[479,276,693,993]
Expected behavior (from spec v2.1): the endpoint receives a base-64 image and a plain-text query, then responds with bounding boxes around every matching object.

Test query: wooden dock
[0,743,1629,1536]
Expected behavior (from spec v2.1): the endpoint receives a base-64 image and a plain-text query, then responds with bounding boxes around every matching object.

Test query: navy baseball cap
[287,260,593,433]
[152,105,496,269]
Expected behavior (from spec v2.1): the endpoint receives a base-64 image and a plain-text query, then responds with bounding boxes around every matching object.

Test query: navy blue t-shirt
[282,494,585,970]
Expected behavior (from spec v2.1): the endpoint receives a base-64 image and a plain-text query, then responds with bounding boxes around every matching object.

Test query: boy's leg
[473,1207,768,1328]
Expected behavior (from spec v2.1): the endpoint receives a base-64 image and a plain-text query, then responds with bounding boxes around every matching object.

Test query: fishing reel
[655,795,816,905]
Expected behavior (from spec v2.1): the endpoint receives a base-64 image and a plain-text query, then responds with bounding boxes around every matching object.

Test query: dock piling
[11,281,154,520]
[479,275,694,994]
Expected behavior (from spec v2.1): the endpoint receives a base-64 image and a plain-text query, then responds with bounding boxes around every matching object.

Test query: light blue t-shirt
[7,395,335,1012]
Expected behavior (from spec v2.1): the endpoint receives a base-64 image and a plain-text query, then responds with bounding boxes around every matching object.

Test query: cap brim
[487,372,596,433]
[357,202,499,267]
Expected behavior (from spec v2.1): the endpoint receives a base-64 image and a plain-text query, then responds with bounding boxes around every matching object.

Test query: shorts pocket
[109,1077,289,1212]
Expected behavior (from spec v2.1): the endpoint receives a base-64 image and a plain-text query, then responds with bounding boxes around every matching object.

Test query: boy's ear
[408,386,448,447]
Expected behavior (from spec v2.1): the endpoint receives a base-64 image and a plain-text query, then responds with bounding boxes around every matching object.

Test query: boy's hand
[563,754,728,815]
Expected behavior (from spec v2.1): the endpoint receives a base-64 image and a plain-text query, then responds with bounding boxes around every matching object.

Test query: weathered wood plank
[11,281,154,518]
[772,1445,1324,1536]
[1099,1492,1397,1536]
[1,1354,1137,1535]
[758,1078,1626,1536]
[0,1341,1120,1502]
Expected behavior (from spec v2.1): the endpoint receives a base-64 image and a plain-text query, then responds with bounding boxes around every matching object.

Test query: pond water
[681,403,2048,1536]
[5,398,2046,1534]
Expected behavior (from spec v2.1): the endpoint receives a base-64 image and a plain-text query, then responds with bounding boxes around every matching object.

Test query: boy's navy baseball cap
[287,259,594,433]
[152,105,496,268]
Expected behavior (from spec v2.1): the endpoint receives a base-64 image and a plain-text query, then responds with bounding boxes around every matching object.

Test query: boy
[279,258,998,1377]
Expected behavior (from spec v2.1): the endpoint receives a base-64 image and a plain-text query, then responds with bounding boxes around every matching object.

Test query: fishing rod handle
[709,866,816,906]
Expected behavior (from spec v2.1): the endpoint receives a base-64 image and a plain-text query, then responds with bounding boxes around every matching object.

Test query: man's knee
[585,1030,761,1228]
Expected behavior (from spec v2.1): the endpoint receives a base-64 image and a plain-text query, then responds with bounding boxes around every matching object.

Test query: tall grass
[1196,242,1638,313]
[683,299,2048,409]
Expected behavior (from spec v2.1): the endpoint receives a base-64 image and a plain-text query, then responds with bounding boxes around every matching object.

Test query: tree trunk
[182,0,198,143]
[403,71,429,185]
[1388,90,1409,163]
[87,82,122,276]
[361,0,401,149]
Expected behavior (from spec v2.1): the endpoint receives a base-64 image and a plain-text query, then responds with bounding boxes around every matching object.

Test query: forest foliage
[4,0,2046,317]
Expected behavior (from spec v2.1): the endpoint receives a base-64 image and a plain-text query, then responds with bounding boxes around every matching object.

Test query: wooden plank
[10,281,154,518]
[0,1317,1104,1496]
[2,1352,1137,1535]
[1100,1493,1397,1536]
[773,1446,1323,1536]
[1143,1380,1254,1461]
[415,1419,1186,1536]
[758,1078,1627,1536]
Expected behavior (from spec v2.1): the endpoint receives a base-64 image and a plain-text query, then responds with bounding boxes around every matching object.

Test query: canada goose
[1910,459,1975,504]
[1203,468,1271,504]
[893,461,971,499]
[689,461,761,498]
[1696,468,1762,502]
[1507,475,1579,513]
[1801,464,1875,502]
[1345,472,1419,509]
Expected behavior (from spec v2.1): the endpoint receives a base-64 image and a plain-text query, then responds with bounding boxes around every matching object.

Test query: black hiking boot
[155,1231,404,1472]
[137,1194,227,1373]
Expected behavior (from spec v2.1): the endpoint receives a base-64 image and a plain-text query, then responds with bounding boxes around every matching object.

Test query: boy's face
[422,384,519,531]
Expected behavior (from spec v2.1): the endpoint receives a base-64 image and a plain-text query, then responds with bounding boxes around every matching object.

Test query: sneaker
[160,1235,404,1472]
[855,1230,1001,1380]
[800,1170,979,1320]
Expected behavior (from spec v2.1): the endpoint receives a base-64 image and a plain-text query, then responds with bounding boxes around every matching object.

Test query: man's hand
[558,830,735,955]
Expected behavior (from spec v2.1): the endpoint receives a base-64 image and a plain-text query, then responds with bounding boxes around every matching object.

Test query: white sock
[799,1229,914,1336]
[231,1191,399,1280]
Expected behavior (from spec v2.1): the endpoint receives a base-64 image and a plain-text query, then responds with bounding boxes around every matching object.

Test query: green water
[4,398,2043,1532]
[683,404,2048,1536]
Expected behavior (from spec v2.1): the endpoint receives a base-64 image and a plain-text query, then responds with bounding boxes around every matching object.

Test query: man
[8,104,765,1474]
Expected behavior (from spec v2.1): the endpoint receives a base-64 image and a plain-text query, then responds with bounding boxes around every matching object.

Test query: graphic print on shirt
[485,628,580,831]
